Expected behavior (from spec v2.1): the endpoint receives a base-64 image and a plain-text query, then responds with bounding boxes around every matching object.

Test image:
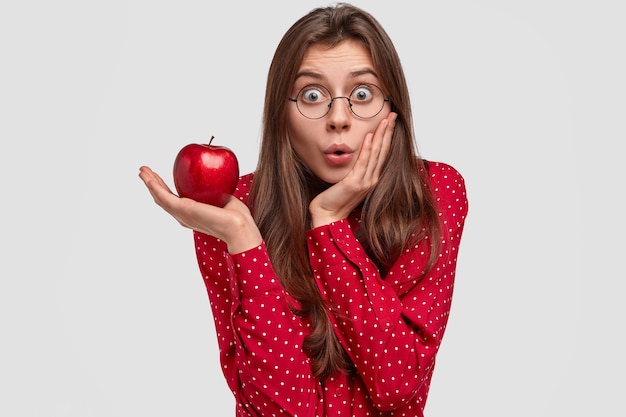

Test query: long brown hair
[248,3,441,380]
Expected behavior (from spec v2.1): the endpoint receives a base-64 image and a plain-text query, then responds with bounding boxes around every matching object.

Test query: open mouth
[325,148,352,166]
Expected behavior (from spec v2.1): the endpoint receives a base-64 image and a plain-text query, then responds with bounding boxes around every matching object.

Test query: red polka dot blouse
[193,161,468,416]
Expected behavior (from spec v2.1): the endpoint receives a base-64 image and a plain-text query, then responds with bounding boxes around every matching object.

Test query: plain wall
[1,0,623,415]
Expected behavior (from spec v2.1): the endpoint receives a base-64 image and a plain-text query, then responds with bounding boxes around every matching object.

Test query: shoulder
[422,160,465,190]
[422,160,468,216]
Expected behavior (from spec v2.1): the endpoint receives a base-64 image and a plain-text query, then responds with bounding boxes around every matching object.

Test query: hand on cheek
[309,112,397,228]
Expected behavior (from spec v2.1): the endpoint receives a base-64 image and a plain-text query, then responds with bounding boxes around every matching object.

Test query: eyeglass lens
[294,84,387,119]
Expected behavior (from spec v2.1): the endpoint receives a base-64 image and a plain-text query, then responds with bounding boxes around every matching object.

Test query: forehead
[298,40,375,76]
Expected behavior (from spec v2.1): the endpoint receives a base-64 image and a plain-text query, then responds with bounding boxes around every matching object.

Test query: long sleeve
[195,236,318,416]
[305,162,468,411]
[193,163,468,416]
[194,174,318,417]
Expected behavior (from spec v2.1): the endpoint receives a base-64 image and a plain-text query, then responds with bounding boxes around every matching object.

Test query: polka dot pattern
[193,161,468,416]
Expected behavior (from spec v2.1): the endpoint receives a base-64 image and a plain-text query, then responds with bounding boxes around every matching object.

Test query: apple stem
[208,135,214,146]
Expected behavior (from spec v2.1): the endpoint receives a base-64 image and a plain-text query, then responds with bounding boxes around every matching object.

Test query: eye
[300,85,328,103]
[351,85,374,103]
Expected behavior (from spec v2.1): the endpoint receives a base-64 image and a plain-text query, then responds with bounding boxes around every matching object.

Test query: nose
[326,96,352,130]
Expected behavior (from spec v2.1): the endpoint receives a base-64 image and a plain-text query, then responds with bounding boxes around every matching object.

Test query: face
[286,40,391,184]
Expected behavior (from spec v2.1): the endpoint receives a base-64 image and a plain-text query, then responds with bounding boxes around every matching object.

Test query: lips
[324,144,354,166]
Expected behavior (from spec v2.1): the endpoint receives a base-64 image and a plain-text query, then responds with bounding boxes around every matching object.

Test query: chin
[301,161,352,186]
[317,171,347,185]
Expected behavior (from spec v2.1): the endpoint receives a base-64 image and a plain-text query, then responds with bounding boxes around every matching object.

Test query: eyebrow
[294,68,379,81]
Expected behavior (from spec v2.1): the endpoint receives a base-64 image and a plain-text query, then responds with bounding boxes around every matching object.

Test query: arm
[196,236,318,416]
[306,162,468,410]
[140,168,317,415]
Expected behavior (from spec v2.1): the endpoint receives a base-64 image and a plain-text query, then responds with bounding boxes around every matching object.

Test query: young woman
[139,3,468,416]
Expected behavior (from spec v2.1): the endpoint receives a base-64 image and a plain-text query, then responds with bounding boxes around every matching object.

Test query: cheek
[286,105,302,139]
[286,111,314,154]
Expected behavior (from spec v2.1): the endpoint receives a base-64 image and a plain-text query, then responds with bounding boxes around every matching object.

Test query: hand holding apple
[173,136,239,207]
[140,137,259,252]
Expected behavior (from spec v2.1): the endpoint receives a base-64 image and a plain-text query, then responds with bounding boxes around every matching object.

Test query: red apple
[173,136,239,207]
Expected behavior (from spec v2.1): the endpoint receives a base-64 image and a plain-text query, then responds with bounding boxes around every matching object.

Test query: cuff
[306,219,366,272]
[230,241,281,298]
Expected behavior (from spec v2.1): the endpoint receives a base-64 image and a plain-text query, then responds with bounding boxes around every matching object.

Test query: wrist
[309,197,354,229]
[225,216,262,254]
[310,214,337,229]
[309,206,345,229]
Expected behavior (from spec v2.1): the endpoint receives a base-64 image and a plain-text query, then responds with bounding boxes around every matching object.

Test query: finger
[372,112,396,176]
[347,118,387,187]
[139,166,234,234]
[360,118,389,182]
[139,171,179,211]
[147,180,178,210]
[139,166,175,195]
[138,165,157,185]
[349,132,374,181]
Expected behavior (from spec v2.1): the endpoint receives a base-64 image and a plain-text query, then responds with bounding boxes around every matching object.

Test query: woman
[139,3,468,416]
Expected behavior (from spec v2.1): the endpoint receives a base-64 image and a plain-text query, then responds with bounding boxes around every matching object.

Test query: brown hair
[248,3,441,379]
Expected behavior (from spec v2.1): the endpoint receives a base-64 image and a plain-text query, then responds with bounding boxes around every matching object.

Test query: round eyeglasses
[288,83,390,119]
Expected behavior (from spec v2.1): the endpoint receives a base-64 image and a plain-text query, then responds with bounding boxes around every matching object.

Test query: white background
[1,0,624,416]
